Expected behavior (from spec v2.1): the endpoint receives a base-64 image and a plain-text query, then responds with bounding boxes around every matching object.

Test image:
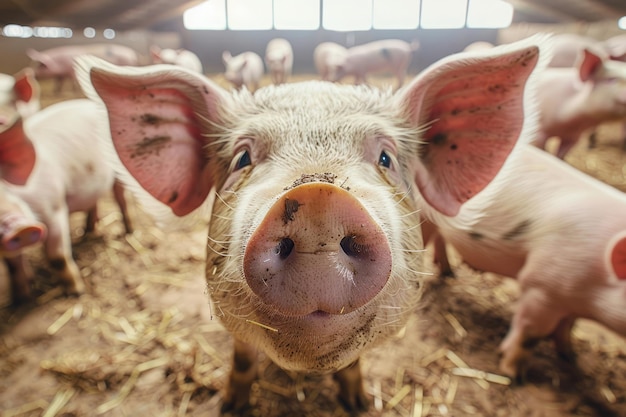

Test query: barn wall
[1,18,622,77]
[0,24,498,76]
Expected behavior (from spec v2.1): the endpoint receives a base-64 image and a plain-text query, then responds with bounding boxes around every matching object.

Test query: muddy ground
[2,73,626,417]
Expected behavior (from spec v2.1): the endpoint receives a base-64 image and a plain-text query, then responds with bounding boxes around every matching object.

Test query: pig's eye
[234,150,252,170]
[378,151,392,168]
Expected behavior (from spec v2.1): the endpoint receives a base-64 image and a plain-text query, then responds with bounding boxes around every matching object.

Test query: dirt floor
[2,73,626,417]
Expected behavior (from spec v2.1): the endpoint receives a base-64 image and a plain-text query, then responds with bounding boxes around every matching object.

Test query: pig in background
[423,144,626,380]
[462,41,495,53]
[0,68,41,120]
[222,50,264,92]
[26,43,139,93]
[0,96,133,304]
[265,38,293,85]
[76,34,546,412]
[313,41,348,82]
[150,45,203,74]
[328,39,420,90]
[533,46,626,159]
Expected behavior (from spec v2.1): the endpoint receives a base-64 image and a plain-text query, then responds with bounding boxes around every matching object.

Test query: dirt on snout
[2,75,626,417]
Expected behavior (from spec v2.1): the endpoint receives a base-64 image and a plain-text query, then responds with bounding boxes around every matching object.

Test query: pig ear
[149,46,162,62]
[608,233,626,280]
[222,51,232,64]
[399,36,545,217]
[579,49,603,82]
[13,68,39,103]
[75,56,230,219]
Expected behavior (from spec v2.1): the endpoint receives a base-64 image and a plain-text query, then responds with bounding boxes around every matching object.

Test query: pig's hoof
[220,393,251,415]
[338,390,369,414]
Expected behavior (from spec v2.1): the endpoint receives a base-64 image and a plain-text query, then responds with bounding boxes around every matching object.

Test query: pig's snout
[244,182,392,317]
[0,215,46,254]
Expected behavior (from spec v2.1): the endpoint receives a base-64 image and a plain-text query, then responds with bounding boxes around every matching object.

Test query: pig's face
[0,74,20,131]
[0,70,38,132]
[223,55,247,87]
[79,34,544,374]
[206,83,424,371]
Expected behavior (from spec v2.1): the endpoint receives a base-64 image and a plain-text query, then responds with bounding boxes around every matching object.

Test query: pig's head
[151,46,178,65]
[25,49,60,79]
[76,35,545,372]
[222,51,246,88]
[0,185,46,257]
[578,48,626,110]
[0,68,39,132]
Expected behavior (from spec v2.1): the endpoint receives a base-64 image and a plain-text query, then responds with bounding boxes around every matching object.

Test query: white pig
[150,46,203,74]
[76,35,546,412]
[463,41,495,52]
[0,68,41,120]
[330,39,420,90]
[0,98,133,303]
[222,51,264,92]
[265,38,293,85]
[532,47,626,159]
[546,33,607,68]
[313,42,348,82]
[26,43,139,93]
[424,144,626,379]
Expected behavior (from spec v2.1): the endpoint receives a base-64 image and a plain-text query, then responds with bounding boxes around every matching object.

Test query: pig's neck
[0,120,36,186]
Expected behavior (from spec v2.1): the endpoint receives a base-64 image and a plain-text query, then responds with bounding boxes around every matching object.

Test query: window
[274,0,320,30]
[467,0,513,28]
[420,0,467,29]
[227,0,273,30]
[373,0,420,30]
[322,0,372,31]
[183,0,226,30]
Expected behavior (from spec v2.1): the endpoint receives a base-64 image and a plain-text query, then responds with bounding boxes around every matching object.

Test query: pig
[463,41,495,52]
[546,33,607,68]
[0,68,41,120]
[423,144,626,379]
[0,98,133,303]
[329,39,420,90]
[532,47,626,159]
[313,42,348,82]
[265,38,293,85]
[604,34,626,62]
[222,51,264,92]
[150,46,204,74]
[26,44,139,93]
[75,35,546,412]
[0,183,47,302]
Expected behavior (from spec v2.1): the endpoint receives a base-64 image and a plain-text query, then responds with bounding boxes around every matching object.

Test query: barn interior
[2,1,626,417]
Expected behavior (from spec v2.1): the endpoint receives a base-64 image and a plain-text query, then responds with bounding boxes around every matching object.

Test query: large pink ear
[399,40,541,217]
[86,61,229,217]
[13,68,38,103]
[609,233,626,280]
[578,48,603,82]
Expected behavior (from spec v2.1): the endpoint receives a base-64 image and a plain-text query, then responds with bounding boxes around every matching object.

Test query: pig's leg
[5,254,34,303]
[54,77,64,94]
[85,205,98,234]
[499,287,566,379]
[555,137,578,160]
[588,130,598,149]
[113,180,133,234]
[551,316,576,362]
[333,359,369,412]
[432,233,454,278]
[45,209,84,295]
[222,338,258,412]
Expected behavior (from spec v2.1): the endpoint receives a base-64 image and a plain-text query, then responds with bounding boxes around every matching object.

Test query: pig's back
[23,99,115,212]
[434,145,626,278]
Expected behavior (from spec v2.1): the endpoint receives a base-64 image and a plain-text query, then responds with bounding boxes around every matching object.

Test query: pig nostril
[340,235,363,258]
[275,237,295,259]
